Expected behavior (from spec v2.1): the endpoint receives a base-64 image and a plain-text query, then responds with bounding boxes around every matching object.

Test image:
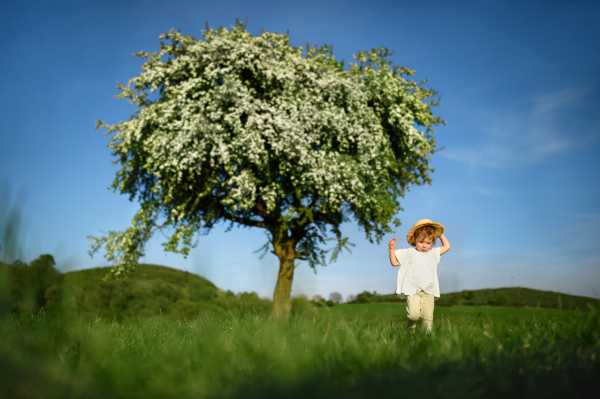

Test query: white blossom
[89,21,444,281]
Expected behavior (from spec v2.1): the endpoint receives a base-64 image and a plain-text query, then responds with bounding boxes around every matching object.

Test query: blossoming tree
[89,21,444,317]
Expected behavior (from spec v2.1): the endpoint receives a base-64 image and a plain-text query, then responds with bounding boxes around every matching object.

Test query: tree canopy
[89,21,444,316]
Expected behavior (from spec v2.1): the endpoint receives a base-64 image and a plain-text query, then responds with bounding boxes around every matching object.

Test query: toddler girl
[388,219,450,332]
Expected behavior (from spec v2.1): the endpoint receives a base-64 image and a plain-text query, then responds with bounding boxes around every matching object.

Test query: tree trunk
[271,237,296,318]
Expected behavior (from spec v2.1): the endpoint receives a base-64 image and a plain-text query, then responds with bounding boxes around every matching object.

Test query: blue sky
[1,0,599,300]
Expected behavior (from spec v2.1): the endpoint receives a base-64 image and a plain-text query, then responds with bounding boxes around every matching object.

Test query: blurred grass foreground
[1,202,599,398]
[0,255,599,399]
[1,306,599,398]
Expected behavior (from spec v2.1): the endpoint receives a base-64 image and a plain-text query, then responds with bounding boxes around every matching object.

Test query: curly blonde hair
[414,226,436,245]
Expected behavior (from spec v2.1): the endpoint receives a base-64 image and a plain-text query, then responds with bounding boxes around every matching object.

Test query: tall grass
[1,308,598,398]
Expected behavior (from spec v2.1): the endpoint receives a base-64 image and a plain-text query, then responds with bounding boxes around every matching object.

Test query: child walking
[388,219,451,332]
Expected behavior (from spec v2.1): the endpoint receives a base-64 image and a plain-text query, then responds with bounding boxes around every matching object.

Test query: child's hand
[388,236,398,250]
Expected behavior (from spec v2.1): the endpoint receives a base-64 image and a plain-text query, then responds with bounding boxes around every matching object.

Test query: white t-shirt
[394,247,441,299]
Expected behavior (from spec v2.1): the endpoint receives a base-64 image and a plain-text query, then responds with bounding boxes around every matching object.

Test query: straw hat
[406,219,444,246]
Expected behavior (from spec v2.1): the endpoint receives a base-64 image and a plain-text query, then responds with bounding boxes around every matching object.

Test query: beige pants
[406,291,434,332]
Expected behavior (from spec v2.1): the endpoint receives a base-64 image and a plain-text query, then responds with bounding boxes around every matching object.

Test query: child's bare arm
[439,233,451,255]
[388,236,400,266]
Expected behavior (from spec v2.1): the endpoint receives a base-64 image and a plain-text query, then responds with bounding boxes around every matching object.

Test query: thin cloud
[470,186,497,196]
[443,83,600,168]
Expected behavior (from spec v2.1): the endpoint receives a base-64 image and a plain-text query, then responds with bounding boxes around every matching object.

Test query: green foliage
[291,296,319,317]
[306,295,335,308]
[1,307,598,398]
[496,294,509,307]
[355,290,375,303]
[443,287,599,309]
[365,292,405,303]
[215,291,272,315]
[89,20,444,288]
[0,254,63,313]
[463,290,476,300]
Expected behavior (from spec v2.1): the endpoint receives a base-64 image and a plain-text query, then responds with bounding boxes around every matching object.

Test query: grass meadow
[1,303,598,399]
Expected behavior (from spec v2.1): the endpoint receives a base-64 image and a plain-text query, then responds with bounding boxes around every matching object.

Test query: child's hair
[414,226,437,245]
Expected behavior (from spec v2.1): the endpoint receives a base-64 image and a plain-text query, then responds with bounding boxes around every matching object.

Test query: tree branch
[214,200,267,229]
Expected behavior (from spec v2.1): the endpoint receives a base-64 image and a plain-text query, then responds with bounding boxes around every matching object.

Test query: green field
[1,259,599,398]
[318,302,580,323]
[1,304,598,399]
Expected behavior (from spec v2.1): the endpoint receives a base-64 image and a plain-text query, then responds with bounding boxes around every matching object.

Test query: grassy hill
[62,264,273,320]
[365,287,600,310]
[1,256,272,320]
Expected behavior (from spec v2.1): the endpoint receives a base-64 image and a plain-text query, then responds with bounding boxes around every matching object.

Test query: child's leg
[406,293,421,330]
[420,293,435,333]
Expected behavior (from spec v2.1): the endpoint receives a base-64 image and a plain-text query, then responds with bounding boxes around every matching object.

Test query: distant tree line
[343,288,600,310]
